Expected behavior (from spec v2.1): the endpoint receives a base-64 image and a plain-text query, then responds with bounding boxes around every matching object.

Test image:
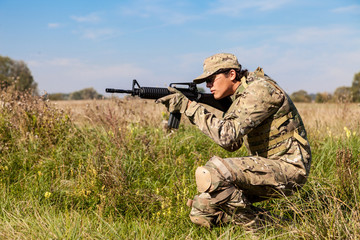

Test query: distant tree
[351,72,360,102]
[69,87,103,100]
[290,90,312,103]
[333,86,352,103]
[315,92,332,103]
[47,93,70,101]
[0,55,38,95]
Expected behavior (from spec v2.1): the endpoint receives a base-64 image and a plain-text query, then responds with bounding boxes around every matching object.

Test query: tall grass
[1,88,360,239]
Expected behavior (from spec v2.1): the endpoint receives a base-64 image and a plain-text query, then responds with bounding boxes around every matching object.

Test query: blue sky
[0,0,359,95]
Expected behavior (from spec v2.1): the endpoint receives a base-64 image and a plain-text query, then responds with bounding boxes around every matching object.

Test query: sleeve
[184,80,284,152]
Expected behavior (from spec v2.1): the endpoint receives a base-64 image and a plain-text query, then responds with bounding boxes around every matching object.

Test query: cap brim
[193,64,241,84]
[193,72,212,84]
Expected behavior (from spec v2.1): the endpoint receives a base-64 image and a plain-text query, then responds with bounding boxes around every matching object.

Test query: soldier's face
[206,70,239,99]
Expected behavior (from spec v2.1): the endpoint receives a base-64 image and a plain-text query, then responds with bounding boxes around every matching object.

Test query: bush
[290,90,312,103]
[69,87,103,100]
[315,92,332,103]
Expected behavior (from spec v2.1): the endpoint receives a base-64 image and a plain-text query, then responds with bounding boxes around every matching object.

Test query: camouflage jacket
[185,68,311,176]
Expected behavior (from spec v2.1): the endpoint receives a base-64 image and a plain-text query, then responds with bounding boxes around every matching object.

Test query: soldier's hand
[156,87,189,113]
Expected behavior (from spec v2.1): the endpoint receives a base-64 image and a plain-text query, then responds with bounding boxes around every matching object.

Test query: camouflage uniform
[181,55,311,228]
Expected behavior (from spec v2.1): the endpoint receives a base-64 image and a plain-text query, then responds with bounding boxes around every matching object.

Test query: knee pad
[195,156,235,193]
[195,166,222,193]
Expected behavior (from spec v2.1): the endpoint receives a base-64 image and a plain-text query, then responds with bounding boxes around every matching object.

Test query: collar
[230,77,248,101]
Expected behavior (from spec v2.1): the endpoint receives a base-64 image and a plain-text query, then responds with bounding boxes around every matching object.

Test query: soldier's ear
[229,69,237,81]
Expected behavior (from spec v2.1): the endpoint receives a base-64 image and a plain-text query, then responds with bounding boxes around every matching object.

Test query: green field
[1,89,360,239]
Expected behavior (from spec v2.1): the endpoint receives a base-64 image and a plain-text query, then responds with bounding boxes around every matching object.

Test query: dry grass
[296,102,360,137]
[52,99,360,137]
[51,98,164,126]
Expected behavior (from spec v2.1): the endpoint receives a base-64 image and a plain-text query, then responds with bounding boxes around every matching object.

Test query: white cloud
[165,12,199,25]
[69,11,119,40]
[209,0,293,15]
[331,5,360,13]
[118,1,199,25]
[47,23,61,29]
[50,58,83,66]
[76,28,117,40]
[256,0,293,11]
[70,13,101,23]
[275,26,353,45]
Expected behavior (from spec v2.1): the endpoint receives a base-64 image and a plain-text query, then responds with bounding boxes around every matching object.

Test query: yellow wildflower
[161,111,168,119]
[327,127,332,137]
[167,208,171,216]
[344,127,351,138]
[44,192,52,199]
[0,166,8,171]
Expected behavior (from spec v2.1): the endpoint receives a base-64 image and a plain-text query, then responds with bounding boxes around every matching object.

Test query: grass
[1,88,360,239]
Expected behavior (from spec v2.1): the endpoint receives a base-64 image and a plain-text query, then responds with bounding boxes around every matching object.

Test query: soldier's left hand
[156,87,189,113]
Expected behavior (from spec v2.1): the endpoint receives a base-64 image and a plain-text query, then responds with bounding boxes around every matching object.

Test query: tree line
[0,55,103,100]
[2,55,359,103]
[46,88,103,101]
[290,72,360,103]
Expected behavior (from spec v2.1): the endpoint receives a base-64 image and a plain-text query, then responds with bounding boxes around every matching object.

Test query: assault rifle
[106,80,232,129]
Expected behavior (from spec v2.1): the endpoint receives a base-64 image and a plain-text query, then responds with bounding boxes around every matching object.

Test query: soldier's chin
[213,93,228,100]
[212,92,219,99]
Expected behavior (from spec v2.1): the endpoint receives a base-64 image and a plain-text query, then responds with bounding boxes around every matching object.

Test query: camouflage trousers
[188,155,307,228]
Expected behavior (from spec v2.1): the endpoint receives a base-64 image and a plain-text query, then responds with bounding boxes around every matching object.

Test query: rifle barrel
[105,88,133,94]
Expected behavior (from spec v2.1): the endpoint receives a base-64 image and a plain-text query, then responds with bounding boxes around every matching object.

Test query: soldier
[156,53,311,228]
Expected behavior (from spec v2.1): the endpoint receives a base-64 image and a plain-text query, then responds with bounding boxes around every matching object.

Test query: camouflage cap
[193,53,241,84]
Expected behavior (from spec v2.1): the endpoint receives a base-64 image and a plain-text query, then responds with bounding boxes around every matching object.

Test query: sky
[0,0,359,96]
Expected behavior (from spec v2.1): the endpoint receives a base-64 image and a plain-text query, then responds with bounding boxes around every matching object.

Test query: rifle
[106,79,232,129]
